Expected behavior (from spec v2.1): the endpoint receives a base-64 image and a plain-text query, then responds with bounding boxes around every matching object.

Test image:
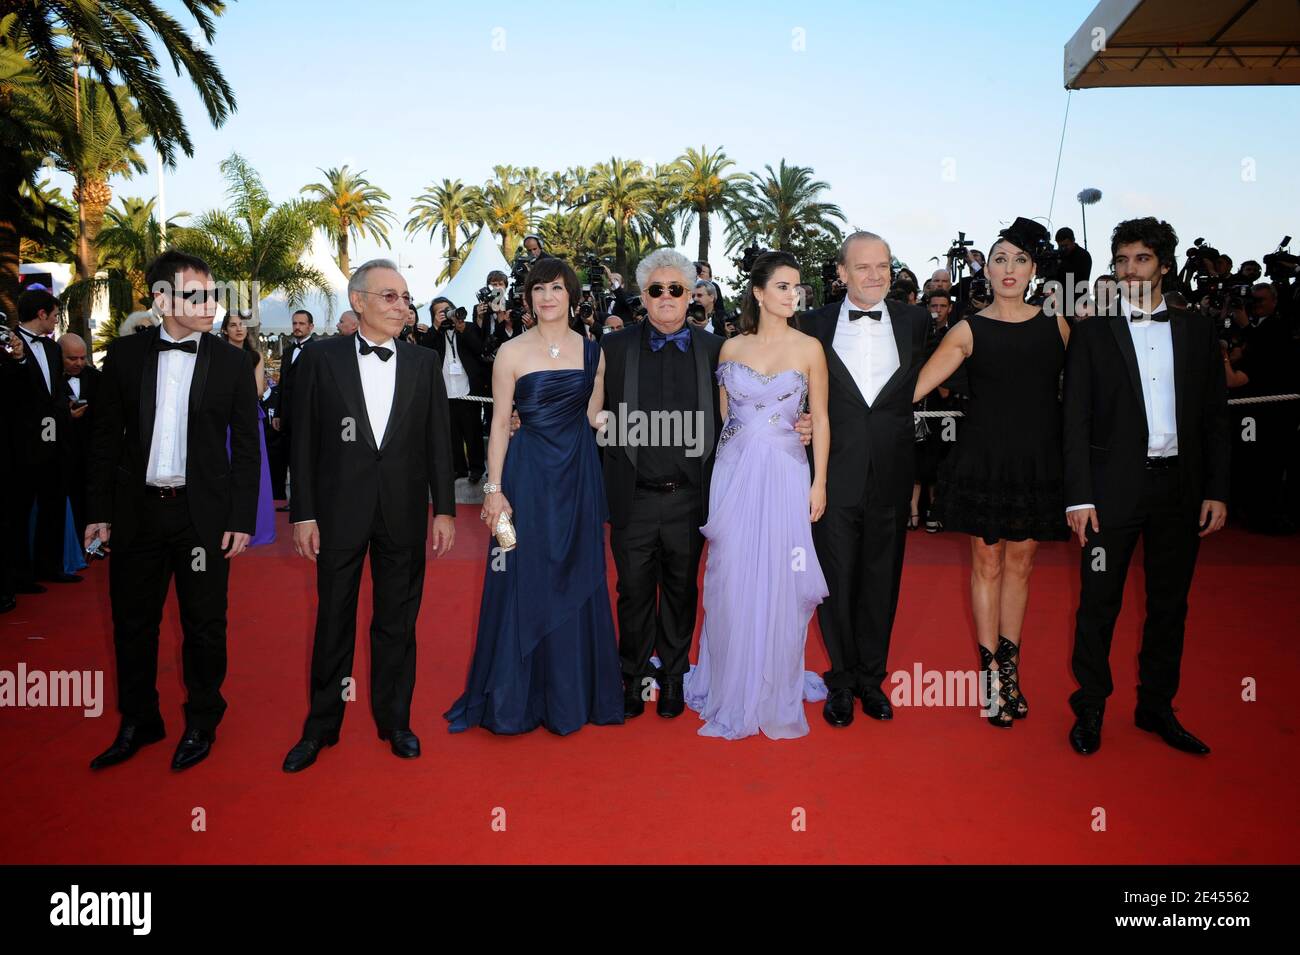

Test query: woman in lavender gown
[684,251,831,739]
[222,312,275,546]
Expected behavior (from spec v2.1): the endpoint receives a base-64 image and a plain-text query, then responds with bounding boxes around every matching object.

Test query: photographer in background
[1045,227,1093,304]
[695,261,712,281]
[473,270,510,338]
[690,279,726,335]
[428,297,488,482]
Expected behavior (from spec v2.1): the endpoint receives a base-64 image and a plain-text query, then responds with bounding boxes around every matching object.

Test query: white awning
[1065,0,1300,88]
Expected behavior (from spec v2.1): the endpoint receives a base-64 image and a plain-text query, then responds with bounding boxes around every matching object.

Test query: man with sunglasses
[599,249,812,719]
[85,250,262,772]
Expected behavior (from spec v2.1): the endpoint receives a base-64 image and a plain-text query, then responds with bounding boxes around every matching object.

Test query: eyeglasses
[646,283,688,299]
[171,288,220,305]
[357,289,413,308]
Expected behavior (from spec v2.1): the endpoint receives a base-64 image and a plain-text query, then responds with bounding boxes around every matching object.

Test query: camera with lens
[1263,235,1300,281]
[476,286,496,305]
[686,301,707,324]
[439,305,467,331]
[510,252,530,286]
[739,243,768,274]
[969,276,992,303]
[946,231,974,263]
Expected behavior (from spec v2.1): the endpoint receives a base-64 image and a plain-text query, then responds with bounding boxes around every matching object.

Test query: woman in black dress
[913,217,1070,728]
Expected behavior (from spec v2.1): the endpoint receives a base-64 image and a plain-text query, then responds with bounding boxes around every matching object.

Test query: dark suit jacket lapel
[808,306,867,409]
[688,327,716,462]
[185,333,212,470]
[382,341,417,453]
[139,327,160,465]
[1170,308,1189,439]
[873,303,913,406]
[338,334,378,451]
[1108,314,1146,417]
[623,323,645,469]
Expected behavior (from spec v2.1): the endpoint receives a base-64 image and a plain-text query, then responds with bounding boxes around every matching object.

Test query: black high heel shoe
[978,645,1013,728]
[994,636,1028,719]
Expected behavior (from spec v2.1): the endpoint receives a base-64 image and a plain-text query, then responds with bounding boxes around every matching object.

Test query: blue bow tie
[649,326,691,352]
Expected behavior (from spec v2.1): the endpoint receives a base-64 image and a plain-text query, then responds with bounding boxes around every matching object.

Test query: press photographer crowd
[1,223,1297,624]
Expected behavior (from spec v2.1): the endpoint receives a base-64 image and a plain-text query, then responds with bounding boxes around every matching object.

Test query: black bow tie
[1128,310,1169,323]
[849,309,882,322]
[359,340,393,362]
[155,338,198,354]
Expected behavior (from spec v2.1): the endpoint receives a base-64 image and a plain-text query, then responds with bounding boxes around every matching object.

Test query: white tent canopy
[255,232,346,333]
[426,229,511,312]
[1066,0,1300,88]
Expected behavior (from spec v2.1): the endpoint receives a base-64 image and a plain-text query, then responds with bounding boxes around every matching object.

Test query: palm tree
[50,79,148,337]
[577,158,656,278]
[0,1,237,317]
[541,170,571,216]
[96,195,189,308]
[728,160,845,252]
[17,177,77,264]
[518,165,544,221]
[405,178,478,281]
[301,165,394,276]
[478,180,531,259]
[171,153,331,326]
[671,146,749,264]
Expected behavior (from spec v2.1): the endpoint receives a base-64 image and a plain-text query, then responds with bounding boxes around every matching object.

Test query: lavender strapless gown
[684,361,830,739]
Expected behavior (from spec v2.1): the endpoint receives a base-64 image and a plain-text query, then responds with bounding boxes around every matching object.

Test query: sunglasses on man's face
[646,283,688,299]
[172,288,219,305]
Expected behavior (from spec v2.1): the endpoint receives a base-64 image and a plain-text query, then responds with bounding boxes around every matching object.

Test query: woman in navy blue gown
[445,257,623,735]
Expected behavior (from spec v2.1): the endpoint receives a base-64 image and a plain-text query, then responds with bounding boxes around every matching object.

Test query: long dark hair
[222,312,261,359]
[737,250,800,334]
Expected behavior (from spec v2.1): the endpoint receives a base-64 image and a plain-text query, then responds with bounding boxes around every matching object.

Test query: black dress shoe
[282,735,337,773]
[1069,707,1103,755]
[171,728,215,771]
[41,573,83,584]
[90,720,166,770]
[1135,708,1210,755]
[379,727,421,758]
[823,688,855,727]
[623,680,646,718]
[657,677,686,718]
[16,582,46,594]
[860,688,894,721]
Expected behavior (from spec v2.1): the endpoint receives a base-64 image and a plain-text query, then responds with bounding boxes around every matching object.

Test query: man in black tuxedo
[798,232,932,726]
[283,258,456,772]
[270,309,317,508]
[426,297,489,481]
[13,289,79,586]
[1064,217,1229,757]
[599,249,723,719]
[59,332,100,538]
[85,250,261,771]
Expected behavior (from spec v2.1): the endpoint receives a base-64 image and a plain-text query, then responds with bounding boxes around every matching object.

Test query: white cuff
[1065,504,1094,513]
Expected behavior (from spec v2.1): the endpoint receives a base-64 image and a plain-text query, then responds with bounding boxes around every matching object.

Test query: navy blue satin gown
[445,337,624,735]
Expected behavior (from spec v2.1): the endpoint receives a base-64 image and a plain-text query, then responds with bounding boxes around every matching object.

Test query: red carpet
[3,510,1297,864]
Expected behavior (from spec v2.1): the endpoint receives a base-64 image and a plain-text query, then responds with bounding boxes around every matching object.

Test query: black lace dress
[931,311,1068,543]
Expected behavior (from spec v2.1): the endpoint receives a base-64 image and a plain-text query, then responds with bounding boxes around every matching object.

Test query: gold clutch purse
[494,511,517,552]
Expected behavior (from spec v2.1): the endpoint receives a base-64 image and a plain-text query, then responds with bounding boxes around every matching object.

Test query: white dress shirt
[1066,296,1177,514]
[68,375,81,400]
[18,325,52,393]
[441,329,470,400]
[832,296,899,406]
[145,326,202,487]
[356,332,397,447]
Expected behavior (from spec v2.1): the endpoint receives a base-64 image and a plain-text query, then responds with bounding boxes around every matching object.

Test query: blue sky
[47,0,1300,299]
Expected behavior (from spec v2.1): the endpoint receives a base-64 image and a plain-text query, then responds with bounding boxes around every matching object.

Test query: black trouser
[18,454,66,581]
[303,501,426,740]
[448,398,485,476]
[812,478,909,693]
[1070,465,1201,716]
[266,420,288,500]
[109,494,231,732]
[610,485,703,682]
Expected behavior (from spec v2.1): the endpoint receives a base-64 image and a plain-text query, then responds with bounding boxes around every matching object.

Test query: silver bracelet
[482,482,501,494]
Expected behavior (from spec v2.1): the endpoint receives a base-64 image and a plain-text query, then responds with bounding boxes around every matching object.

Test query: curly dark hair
[1110,217,1179,269]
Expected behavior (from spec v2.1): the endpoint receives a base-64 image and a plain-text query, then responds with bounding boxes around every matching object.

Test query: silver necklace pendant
[548,343,560,358]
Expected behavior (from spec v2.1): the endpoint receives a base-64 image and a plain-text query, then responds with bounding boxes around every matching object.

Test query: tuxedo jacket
[15,330,67,467]
[1063,308,1230,523]
[86,327,261,550]
[275,333,318,428]
[797,301,933,507]
[599,322,724,529]
[426,322,491,396]
[61,364,102,461]
[289,333,455,549]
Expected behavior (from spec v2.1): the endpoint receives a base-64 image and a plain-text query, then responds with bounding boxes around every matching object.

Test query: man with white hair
[336,310,359,336]
[599,248,810,719]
